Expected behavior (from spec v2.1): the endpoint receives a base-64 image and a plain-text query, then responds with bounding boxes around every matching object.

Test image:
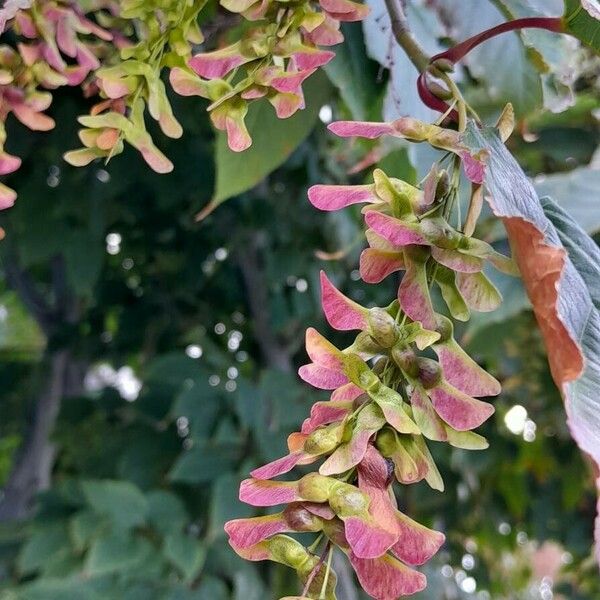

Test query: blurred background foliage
[0,1,599,598]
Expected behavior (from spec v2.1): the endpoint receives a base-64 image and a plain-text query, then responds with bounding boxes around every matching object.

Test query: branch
[0,350,69,521]
[383,0,430,72]
[236,232,293,373]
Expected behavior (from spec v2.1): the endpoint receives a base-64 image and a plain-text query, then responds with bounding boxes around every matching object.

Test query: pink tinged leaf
[13,10,36,38]
[225,514,290,548]
[359,248,405,284]
[331,382,364,402]
[63,65,89,86]
[0,152,21,176]
[456,271,502,312]
[320,271,368,331]
[169,68,209,97]
[320,405,385,475]
[11,103,54,131]
[320,0,370,20]
[293,49,335,70]
[138,143,174,174]
[370,387,420,435]
[76,42,100,71]
[56,17,77,57]
[398,257,436,330]
[189,45,252,79]
[268,92,303,119]
[365,212,428,247]
[328,121,396,139]
[0,183,17,209]
[410,385,447,442]
[270,69,315,94]
[304,327,345,371]
[355,445,444,564]
[319,429,373,475]
[389,436,428,486]
[431,247,482,273]
[428,383,495,431]
[299,363,349,390]
[250,451,306,480]
[434,339,501,397]
[239,478,302,506]
[242,86,268,100]
[301,401,351,434]
[302,502,335,520]
[349,552,427,598]
[344,516,398,560]
[305,17,344,46]
[422,164,439,207]
[366,229,395,251]
[391,512,445,566]
[459,150,486,185]
[229,538,271,561]
[308,184,378,211]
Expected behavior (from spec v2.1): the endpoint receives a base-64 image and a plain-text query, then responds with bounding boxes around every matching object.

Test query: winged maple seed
[225,116,516,599]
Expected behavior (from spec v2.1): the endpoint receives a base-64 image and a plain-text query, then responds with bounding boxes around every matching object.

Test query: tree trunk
[0,349,84,521]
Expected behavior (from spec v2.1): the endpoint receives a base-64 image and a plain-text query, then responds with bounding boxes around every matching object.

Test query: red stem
[431,16,564,65]
[418,16,565,118]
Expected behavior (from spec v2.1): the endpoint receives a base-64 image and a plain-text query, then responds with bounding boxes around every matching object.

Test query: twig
[383,0,430,72]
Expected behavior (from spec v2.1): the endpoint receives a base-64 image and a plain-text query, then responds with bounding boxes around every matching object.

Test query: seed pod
[431,57,455,72]
[298,473,336,502]
[420,218,461,249]
[434,314,454,343]
[415,357,443,389]
[435,170,450,200]
[269,535,312,569]
[427,80,453,101]
[283,505,323,532]
[328,482,369,517]
[368,307,398,348]
[392,347,419,378]
[304,423,344,455]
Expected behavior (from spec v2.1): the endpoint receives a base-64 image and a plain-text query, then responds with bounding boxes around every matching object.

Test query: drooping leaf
[533,166,600,234]
[80,479,148,529]
[323,22,380,120]
[209,71,332,210]
[464,122,600,564]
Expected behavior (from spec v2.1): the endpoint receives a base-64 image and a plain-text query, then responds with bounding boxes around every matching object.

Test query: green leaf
[208,473,254,539]
[564,0,600,52]
[85,531,153,576]
[168,441,242,484]
[62,230,104,297]
[146,490,189,536]
[323,23,379,120]
[0,291,45,359]
[69,510,107,553]
[534,166,600,234]
[210,70,331,207]
[17,524,70,575]
[81,480,148,529]
[541,196,600,479]
[163,533,205,581]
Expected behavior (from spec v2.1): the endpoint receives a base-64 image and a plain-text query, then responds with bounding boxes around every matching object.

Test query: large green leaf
[85,532,153,576]
[210,71,332,208]
[564,0,600,52]
[465,122,600,564]
[168,441,242,484]
[163,533,205,581]
[323,23,380,120]
[81,480,148,529]
[534,166,600,234]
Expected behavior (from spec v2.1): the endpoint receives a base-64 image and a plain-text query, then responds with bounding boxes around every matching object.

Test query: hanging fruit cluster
[225,116,517,599]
